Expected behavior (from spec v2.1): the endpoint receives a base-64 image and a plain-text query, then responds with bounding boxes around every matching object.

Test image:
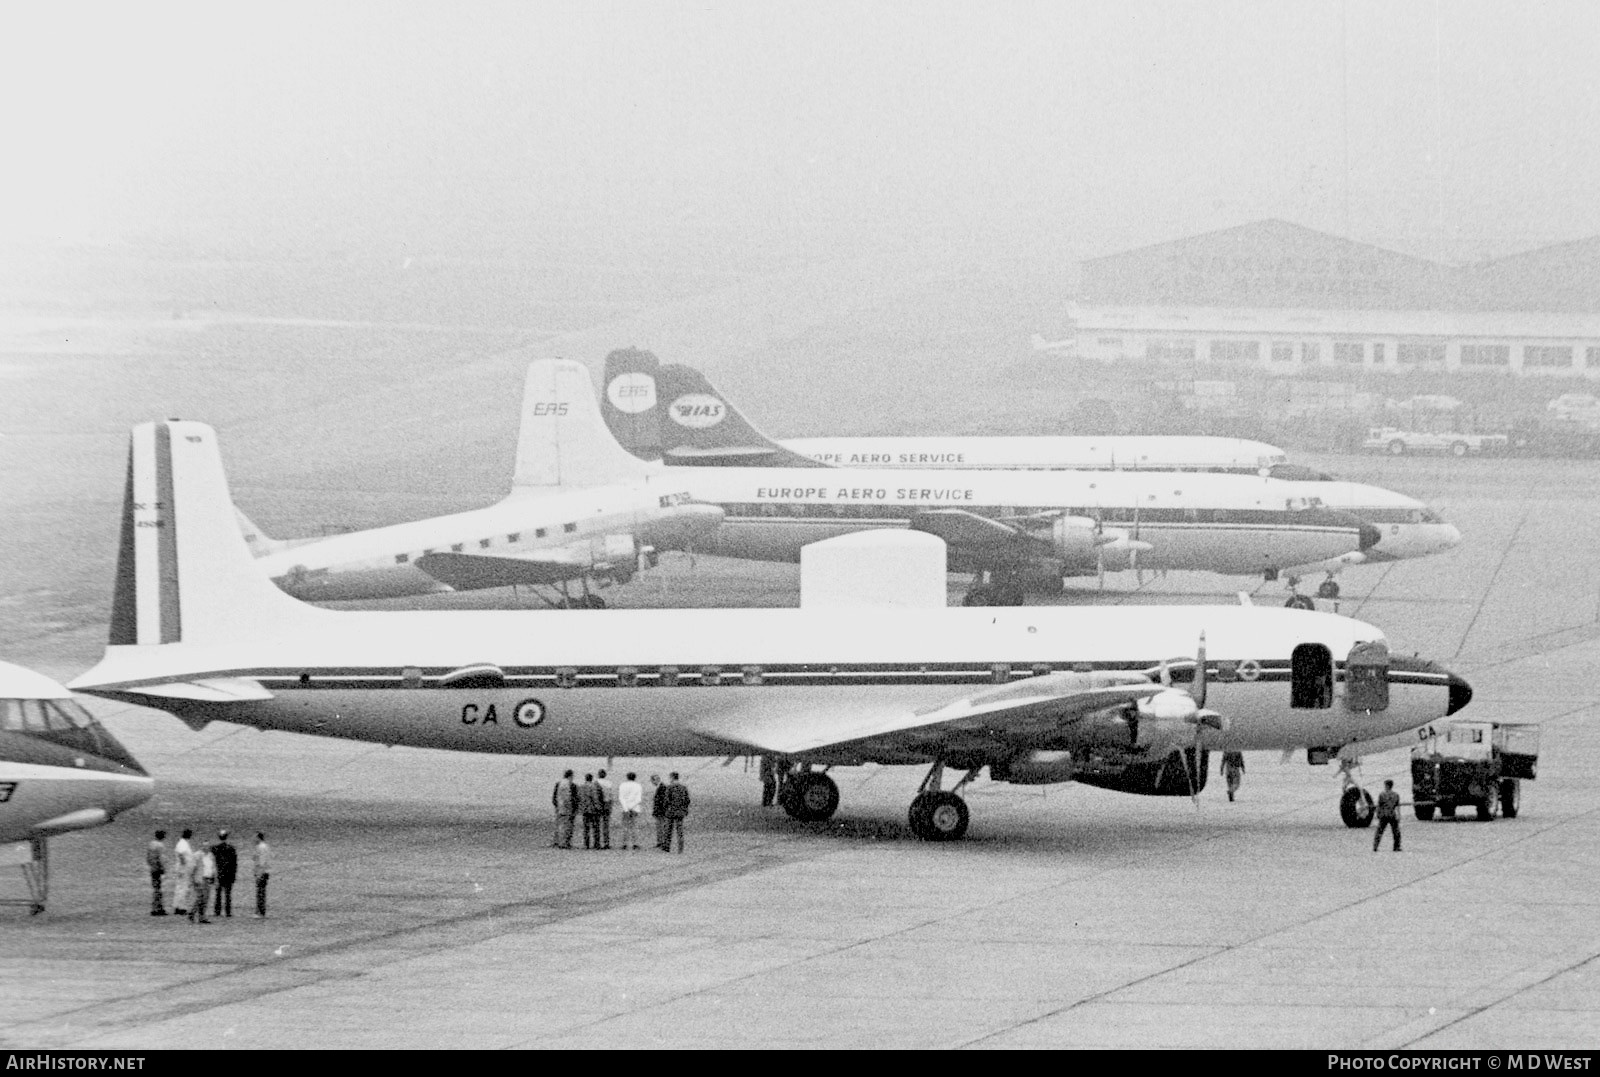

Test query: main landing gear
[778,768,841,822]
[513,578,609,610]
[907,759,981,841]
[963,571,1027,607]
[1337,759,1375,828]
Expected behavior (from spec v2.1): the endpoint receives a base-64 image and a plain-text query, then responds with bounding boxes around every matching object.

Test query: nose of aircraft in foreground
[1446,671,1473,717]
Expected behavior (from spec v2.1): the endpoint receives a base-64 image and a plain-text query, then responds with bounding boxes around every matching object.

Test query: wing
[907,508,1050,558]
[687,671,1163,763]
[413,551,597,591]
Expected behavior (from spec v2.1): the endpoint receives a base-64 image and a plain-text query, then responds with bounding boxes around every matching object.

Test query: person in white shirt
[172,829,196,917]
[617,772,644,850]
[253,833,272,917]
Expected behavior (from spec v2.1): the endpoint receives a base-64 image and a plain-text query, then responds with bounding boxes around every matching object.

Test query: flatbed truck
[1410,721,1539,821]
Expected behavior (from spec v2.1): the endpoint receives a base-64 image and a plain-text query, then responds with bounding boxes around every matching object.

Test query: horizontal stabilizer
[414,551,589,591]
[127,678,276,703]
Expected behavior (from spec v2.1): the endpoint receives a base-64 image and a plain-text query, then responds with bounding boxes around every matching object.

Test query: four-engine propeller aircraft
[603,346,1296,474]
[1,660,153,914]
[69,419,1471,840]
[600,352,1461,601]
[233,361,724,607]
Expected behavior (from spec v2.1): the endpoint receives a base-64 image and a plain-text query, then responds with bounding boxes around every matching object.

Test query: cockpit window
[0,700,21,731]
[1421,509,1443,524]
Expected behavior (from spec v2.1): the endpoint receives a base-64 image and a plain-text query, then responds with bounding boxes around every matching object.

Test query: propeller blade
[1193,631,1208,709]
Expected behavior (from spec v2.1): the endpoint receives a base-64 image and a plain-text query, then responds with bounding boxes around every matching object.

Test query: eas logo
[531,402,568,416]
[607,373,657,414]
[669,393,726,429]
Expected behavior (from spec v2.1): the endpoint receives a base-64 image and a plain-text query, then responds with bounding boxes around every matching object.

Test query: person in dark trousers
[596,768,615,850]
[146,830,168,916]
[578,773,603,850]
[551,769,578,848]
[759,756,778,807]
[650,774,668,850]
[253,832,271,917]
[211,830,238,917]
[663,772,691,853]
[1221,752,1245,802]
[1373,779,1402,852]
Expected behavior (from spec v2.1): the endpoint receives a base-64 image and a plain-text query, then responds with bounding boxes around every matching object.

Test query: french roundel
[514,699,546,728]
[668,393,727,429]
[607,373,657,414]
[1236,659,1263,682]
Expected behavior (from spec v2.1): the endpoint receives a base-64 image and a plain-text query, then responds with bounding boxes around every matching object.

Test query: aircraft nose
[110,773,156,818]
[1441,524,1463,550]
[1446,671,1473,716]
[1356,521,1381,551]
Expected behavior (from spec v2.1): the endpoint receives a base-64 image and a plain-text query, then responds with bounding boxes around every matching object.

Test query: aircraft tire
[1500,779,1521,819]
[908,791,969,842]
[1388,439,1406,456]
[1317,579,1341,600]
[1450,441,1469,457]
[782,772,839,823]
[1439,803,1457,819]
[1339,786,1375,828]
[1284,595,1316,611]
[1414,804,1436,821]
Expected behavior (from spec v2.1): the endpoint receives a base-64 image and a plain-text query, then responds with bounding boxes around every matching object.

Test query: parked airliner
[235,361,724,606]
[68,418,1470,840]
[1,660,153,914]
[601,354,1460,600]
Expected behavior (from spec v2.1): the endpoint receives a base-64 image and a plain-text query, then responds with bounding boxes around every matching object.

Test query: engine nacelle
[1075,748,1211,797]
[989,750,1079,785]
[1050,515,1104,567]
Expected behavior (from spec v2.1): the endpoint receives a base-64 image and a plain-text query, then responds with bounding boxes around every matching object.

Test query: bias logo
[607,373,657,414]
[669,393,726,429]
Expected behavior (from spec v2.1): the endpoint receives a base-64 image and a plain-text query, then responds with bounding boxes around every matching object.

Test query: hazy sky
[3,1,1598,265]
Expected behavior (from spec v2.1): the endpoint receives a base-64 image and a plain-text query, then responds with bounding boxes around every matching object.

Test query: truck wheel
[1450,441,1468,457]
[1388,439,1406,456]
[1439,803,1456,819]
[1475,793,1500,822]
[1414,804,1435,821]
[1499,779,1521,819]
[1340,786,1375,828]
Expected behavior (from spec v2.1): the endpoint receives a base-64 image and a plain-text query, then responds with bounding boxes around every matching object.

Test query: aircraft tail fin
[511,359,657,492]
[106,422,317,649]
[653,362,828,468]
[600,347,666,461]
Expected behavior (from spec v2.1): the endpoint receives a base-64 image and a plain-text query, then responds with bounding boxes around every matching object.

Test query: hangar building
[1069,221,1600,380]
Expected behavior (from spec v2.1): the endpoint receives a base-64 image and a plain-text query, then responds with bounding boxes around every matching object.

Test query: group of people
[552,770,691,852]
[146,828,271,921]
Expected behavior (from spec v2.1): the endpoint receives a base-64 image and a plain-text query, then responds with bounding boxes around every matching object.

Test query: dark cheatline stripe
[155,424,182,645]
[108,455,139,647]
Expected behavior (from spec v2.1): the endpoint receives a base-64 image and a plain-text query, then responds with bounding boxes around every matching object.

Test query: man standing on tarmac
[551,769,578,849]
[211,830,238,918]
[1373,779,1402,852]
[617,772,643,850]
[663,772,691,853]
[146,830,168,916]
[650,774,668,850]
[596,768,615,850]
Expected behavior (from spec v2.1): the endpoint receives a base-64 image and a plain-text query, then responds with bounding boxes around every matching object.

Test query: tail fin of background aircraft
[600,347,665,461]
[652,363,827,469]
[510,358,658,493]
[107,422,317,648]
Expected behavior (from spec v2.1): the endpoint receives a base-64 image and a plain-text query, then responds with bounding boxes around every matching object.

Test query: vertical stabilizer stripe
[131,425,162,645]
[108,456,139,646]
[155,424,182,644]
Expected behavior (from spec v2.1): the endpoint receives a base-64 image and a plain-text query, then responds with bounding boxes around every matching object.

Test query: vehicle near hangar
[1410,720,1538,822]
[1362,426,1509,458]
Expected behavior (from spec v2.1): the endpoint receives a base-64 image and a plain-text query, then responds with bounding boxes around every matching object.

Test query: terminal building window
[1461,344,1510,367]
[1146,338,1196,362]
[1271,341,1295,363]
[1210,340,1260,363]
[1587,347,1600,370]
[1301,343,1321,364]
[1525,345,1574,368]
[1396,342,1446,365]
[1334,342,1365,364]
[1372,343,1386,365]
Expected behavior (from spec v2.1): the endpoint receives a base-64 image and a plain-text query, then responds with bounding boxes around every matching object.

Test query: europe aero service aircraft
[1,660,153,914]
[600,353,1460,602]
[69,418,1470,840]
[233,361,724,606]
[603,346,1300,475]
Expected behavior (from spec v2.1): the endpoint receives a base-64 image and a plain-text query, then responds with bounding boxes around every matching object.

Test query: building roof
[1068,303,1600,339]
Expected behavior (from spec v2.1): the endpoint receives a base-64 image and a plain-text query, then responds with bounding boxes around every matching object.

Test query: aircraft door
[1290,643,1333,709]
[1342,640,1390,714]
